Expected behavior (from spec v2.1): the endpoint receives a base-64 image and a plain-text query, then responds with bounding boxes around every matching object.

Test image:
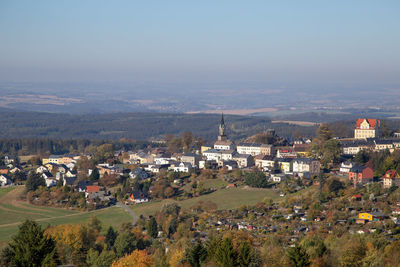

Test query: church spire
[218,113,227,141]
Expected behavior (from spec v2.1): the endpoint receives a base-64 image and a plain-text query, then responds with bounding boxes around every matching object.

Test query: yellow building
[201,145,213,154]
[358,212,373,221]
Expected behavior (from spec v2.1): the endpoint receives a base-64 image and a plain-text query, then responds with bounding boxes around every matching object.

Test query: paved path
[116,202,138,224]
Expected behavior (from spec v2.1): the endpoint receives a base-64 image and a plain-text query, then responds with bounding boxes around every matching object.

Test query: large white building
[236,143,274,156]
[354,119,380,139]
[292,158,320,176]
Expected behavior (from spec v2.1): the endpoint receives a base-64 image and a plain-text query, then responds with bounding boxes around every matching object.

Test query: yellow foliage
[45,224,86,252]
[111,250,152,267]
[169,247,185,267]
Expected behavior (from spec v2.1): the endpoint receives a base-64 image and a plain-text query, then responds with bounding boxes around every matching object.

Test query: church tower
[218,113,227,141]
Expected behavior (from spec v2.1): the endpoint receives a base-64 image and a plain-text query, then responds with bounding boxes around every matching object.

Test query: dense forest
[0,109,318,141]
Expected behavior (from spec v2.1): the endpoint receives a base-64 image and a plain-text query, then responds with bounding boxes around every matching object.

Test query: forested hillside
[0,109,318,141]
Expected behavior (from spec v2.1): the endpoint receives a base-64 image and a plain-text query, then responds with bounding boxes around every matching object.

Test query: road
[116,202,138,225]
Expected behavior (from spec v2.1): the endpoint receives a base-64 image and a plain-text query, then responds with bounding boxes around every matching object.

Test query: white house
[214,140,235,150]
[340,162,353,173]
[173,162,192,172]
[0,174,12,186]
[36,166,48,173]
[45,178,57,188]
[293,158,320,176]
[203,149,222,161]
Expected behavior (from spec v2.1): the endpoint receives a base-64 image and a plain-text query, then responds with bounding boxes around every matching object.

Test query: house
[44,163,59,172]
[85,185,100,197]
[201,144,213,154]
[270,173,285,183]
[76,180,93,192]
[358,211,386,222]
[351,194,363,201]
[36,166,48,173]
[203,149,222,161]
[382,170,400,188]
[293,158,320,176]
[9,166,23,174]
[218,160,238,170]
[129,191,149,204]
[277,147,297,158]
[354,119,380,139]
[348,165,374,185]
[3,156,15,165]
[129,168,149,180]
[0,174,12,186]
[41,171,53,180]
[220,150,236,161]
[293,144,311,157]
[340,139,375,155]
[64,177,77,187]
[214,140,235,150]
[277,158,292,173]
[173,162,192,172]
[237,143,268,156]
[0,166,8,175]
[255,155,275,169]
[340,162,353,174]
[181,153,201,167]
[232,154,254,168]
[154,153,173,165]
[374,139,394,152]
[45,178,57,188]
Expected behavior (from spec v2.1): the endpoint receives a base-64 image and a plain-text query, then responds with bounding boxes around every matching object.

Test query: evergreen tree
[184,242,207,267]
[147,217,158,239]
[214,238,238,267]
[287,245,310,267]
[1,220,57,267]
[237,241,260,267]
[105,226,118,250]
[114,232,137,257]
[89,168,100,181]
[25,171,46,192]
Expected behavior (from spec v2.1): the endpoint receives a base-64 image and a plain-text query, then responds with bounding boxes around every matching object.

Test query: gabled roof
[130,190,149,199]
[383,170,398,179]
[86,185,100,193]
[64,177,76,186]
[356,119,380,129]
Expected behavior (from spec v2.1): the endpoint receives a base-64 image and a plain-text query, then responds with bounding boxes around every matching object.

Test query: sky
[0,0,399,85]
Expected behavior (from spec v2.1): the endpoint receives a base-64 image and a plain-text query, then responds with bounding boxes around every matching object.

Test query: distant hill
[0,109,318,141]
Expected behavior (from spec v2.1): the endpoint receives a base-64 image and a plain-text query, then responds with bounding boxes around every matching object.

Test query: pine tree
[147,217,158,239]
[2,220,57,267]
[287,245,310,267]
[214,238,238,267]
[105,226,118,250]
[185,242,207,267]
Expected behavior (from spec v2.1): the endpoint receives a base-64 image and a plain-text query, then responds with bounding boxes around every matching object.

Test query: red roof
[352,194,362,198]
[383,170,398,179]
[86,185,100,193]
[356,119,380,129]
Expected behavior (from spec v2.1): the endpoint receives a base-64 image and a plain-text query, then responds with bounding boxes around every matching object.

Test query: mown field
[0,183,317,246]
[0,187,132,246]
[130,187,281,217]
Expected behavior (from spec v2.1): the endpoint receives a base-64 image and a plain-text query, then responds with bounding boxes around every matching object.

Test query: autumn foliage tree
[111,250,152,267]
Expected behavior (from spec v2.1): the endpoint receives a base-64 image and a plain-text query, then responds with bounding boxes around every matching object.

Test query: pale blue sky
[0,0,399,84]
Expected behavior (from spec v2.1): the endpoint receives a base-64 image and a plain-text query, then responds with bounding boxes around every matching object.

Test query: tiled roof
[356,118,380,129]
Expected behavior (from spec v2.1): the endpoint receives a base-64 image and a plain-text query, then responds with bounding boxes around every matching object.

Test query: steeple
[218,113,227,141]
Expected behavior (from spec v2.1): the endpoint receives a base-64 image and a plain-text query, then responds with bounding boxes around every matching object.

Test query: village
[1,116,400,241]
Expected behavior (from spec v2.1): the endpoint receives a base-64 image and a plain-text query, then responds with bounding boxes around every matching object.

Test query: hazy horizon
[1,0,399,85]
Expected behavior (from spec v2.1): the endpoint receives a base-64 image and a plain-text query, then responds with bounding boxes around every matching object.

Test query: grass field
[130,187,280,217]
[0,187,132,245]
